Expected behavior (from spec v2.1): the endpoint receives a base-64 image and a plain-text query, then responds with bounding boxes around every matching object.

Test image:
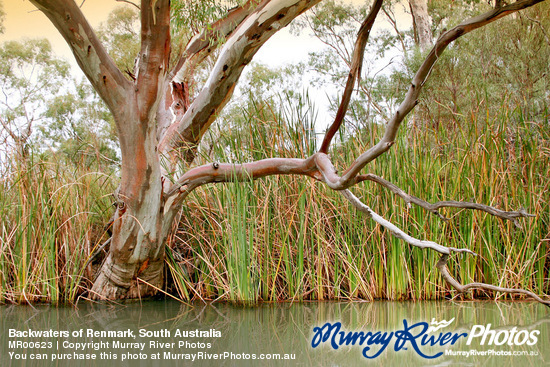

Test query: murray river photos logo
[310,318,540,359]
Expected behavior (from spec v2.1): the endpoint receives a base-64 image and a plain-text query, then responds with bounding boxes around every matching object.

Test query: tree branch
[169,0,261,83]
[319,0,383,153]
[338,0,546,185]
[158,0,322,159]
[29,0,131,118]
[165,156,319,197]
[156,0,259,143]
[436,254,550,307]
[360,173,534,225]
[340,189,549,307]
[340,189,475,255]
[164,151,545,305]
[168,151,534,228]
[116,0,140,10]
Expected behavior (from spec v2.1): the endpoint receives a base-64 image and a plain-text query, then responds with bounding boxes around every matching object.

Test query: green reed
[174,95,549,303]
[0,95,548,304]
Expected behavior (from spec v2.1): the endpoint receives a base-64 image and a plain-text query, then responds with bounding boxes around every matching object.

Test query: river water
[0,300,548,366]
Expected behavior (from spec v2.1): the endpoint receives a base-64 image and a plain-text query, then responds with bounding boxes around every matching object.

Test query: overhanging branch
[340,189,475,256]
[360,173,534,225]
[165,156,319,197]
[341,189,549,307]
[165,148,546,305]
[436,254,550,307]
[168,151,533,227]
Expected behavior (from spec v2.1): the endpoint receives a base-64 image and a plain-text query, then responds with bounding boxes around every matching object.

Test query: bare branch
[163,143,546,305]
[382,4,407,53]
[165,156,318,197]
[319,0,383,153]
[0,116,19,142]
[360,173,535,225]
[116,0,140,10]
[340,189,476,256]
[436,254,550,307]
[341,189,549,307]
[172,151,533,228]
[338,0,546,185]
[29,0,131,117]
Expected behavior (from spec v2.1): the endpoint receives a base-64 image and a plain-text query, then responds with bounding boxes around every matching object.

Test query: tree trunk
[409,0,433,51]
[91,103,169,299]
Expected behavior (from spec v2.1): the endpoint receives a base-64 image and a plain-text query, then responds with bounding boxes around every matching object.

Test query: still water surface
[0,300,548,366]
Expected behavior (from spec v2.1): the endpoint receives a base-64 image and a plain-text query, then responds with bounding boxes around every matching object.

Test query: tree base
[90,256,164,300]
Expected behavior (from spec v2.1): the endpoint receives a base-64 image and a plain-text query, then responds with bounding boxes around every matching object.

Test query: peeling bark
[158,0,323,159]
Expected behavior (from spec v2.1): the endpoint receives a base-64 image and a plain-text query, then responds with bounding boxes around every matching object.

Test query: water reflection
[0,301,548,366]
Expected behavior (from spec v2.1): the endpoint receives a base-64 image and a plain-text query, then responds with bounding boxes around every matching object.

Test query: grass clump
[0,151,114,304]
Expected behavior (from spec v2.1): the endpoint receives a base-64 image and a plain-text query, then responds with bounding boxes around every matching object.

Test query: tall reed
[171,95,550,303]
[0,152,114,304]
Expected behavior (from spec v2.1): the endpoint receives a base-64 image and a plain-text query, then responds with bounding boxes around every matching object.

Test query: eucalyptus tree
[0,39,70,156]
[29,0,549,304]
[409,0,432,50]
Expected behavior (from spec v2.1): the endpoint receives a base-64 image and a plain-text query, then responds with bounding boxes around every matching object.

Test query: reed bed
[0,152,114,304]
[170,98,550,303]
[0,98,548,304]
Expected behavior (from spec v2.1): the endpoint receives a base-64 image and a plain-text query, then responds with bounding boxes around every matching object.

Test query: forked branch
[167,152,533,229]
[341,190,550,307]
[166,152,547,305]
[158,0,322,156]
[157,0,261,148]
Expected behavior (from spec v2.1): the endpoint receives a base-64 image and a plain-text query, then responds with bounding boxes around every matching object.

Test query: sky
[1,0,129,74]
[2,0,118,49]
